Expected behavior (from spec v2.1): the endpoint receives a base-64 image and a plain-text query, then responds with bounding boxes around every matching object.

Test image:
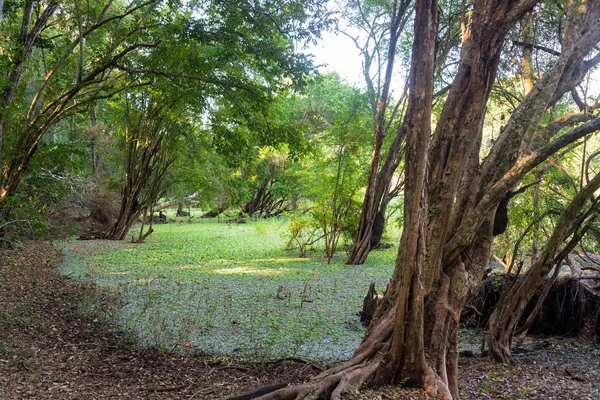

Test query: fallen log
[462,274,594,337]
[152,192,198,212]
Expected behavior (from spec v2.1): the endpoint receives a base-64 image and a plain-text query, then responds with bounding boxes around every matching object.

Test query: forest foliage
[2,0,600,399]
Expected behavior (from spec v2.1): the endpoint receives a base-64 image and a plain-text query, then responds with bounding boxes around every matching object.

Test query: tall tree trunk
[103,100,176,241]
[347,0,411,265]
[90,107,99,177]
[348,134,405,264]
[254,0,443,397]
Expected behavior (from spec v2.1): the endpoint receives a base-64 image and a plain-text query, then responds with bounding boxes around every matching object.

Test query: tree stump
[361,283,382,325]
[370,212,385,249]
[595,307,600,341]
[176,205,190,217]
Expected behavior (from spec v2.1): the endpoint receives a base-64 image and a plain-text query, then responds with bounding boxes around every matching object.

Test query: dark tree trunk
[595,306,600,340]
[370,212,385,248]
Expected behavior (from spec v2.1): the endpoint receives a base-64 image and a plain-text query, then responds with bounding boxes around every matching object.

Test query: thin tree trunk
[521,12,535,94]
[347,0,411,265]
[90,107,99,176]
[515,262,560,342]
[0,0,59,160]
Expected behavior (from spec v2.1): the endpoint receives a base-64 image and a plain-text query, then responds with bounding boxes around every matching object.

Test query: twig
[216,365,250,372]
[145,383,189,392]
[0,219,29,229]
[263,357,323,372]
[0,238,18,250]
[19,360,31,372]
[67,342,101,347]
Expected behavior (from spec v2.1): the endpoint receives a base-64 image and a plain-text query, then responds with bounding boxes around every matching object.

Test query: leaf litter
[0,241,599,399]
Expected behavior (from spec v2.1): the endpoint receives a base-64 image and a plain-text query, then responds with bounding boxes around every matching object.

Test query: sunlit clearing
[252,258,310,263]
[209,258,309,265]
[212,267,291,276]
[176,265,202,270]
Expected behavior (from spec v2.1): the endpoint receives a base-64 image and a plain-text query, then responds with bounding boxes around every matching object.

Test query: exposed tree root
[238,308,395,400]
[244,351,452,400]
[240,302,453,400]
[250,352,385,400]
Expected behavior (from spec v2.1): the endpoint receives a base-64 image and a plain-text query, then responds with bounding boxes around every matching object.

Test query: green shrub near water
[58,214,397,362]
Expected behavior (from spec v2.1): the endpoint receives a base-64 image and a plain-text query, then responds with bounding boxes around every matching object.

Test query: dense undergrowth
[58,211,398,362]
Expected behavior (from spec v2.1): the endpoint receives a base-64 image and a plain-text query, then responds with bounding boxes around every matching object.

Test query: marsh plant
[59,218,397,361]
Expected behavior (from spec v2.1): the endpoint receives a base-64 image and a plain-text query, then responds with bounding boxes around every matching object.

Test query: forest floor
[1,241,599,400]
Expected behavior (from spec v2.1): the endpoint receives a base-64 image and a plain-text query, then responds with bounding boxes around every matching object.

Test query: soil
[1,242,599,400]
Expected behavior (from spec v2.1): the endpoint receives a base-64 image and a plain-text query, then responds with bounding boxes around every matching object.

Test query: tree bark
[521,12,535,94]
[104,100,176,241]
[253,0,442,397]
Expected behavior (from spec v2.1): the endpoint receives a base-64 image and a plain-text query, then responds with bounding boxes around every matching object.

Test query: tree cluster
[2,1,600,400]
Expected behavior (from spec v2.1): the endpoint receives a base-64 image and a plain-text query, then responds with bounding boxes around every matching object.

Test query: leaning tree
[247,0,600,399]
[488,170,600,362]
[345,0,413,264]
[0,0,163,204]
[102,94,181,241]
[346,0,465,264]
